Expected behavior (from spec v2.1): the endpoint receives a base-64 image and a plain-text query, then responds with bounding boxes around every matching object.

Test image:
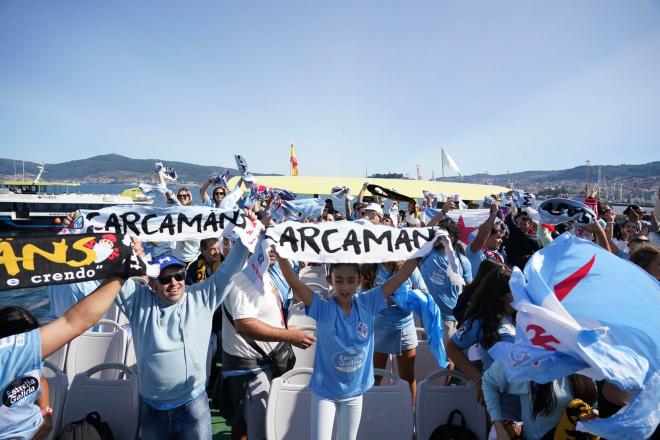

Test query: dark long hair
[531,375,597,419]
[463,266,512,349]
[0,306,40,338]
[454,259,504,325]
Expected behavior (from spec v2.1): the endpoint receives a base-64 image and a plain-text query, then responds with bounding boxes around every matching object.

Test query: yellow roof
[227,175,509,200]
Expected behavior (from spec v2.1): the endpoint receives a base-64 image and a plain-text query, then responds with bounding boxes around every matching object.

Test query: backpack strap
[447,409,467,427]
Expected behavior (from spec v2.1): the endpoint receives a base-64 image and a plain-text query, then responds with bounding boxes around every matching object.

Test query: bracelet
[40,406,53,416]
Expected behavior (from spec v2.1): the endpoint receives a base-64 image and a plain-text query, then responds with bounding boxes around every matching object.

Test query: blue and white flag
[489,233,660,439]
[283,198,325,219]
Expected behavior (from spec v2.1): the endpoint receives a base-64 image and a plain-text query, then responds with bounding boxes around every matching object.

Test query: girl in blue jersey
[277,256,419,440]
[0,278,126,439]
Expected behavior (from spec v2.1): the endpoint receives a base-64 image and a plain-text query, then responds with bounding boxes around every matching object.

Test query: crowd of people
[1,173,659,440]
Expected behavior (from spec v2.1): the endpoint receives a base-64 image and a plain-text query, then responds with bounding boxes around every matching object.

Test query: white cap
[364,203,383,216]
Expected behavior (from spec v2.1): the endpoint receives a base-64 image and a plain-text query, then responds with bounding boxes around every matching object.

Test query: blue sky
[1,0,659,177]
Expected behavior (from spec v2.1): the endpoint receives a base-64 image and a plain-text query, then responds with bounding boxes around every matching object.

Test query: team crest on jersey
[2,376,39,407]
[357,321,368,340]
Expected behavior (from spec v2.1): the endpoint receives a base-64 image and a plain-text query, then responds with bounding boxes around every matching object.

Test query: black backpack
[429,410,479,440]
[56,411,114,440]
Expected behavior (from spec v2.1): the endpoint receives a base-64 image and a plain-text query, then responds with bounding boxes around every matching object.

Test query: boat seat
[415,369,488,440]
[61,363,140,440]
[64,319,128,385]
[291,325,317,370]
[358,369,413,440]
[43,361,68,440]
[266,368,314,440]
[287,301,317,328]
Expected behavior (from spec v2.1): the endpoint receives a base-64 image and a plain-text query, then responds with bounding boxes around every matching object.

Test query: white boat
[0,165,152,229]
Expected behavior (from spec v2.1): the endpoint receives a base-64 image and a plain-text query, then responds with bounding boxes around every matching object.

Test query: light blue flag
[489,233,660,439]
[392,288,448,368]
[283,198,325,219]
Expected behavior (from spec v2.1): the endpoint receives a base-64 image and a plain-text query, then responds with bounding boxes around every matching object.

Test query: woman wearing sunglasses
[199,176,227,208]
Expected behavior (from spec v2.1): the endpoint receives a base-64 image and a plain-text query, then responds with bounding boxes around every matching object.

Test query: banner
[266,220,458,267]
[75,206,262,251]
[0,234,146,291]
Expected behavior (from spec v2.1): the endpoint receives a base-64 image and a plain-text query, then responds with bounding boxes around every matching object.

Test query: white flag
[442,149,462,177]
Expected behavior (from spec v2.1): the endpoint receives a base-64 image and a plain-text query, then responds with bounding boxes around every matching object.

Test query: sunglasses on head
[157,271,185,284]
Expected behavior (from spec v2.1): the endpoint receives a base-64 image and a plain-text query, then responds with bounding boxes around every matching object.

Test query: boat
[0,164,153,229]
[227,175,510,201]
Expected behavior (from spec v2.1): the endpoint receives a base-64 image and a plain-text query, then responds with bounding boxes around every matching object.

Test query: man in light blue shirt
[115,241,248,439]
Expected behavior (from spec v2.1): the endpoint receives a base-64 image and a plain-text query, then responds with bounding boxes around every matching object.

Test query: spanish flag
[290,144,299,176]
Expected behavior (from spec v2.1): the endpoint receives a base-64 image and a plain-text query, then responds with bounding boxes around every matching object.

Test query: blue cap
[152,254,186,274]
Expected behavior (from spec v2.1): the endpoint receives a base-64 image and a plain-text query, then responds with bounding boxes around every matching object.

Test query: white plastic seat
[291,326,317,369]
[65,319,128,385]
[299,265,328,289]
[357,368,413,440]
[45,345,68,373]
[266,368,314,440]
[43,361,68,440]
[61,363,140,440]
[287,301,317,328]
[414,340,441,381]
[415,370,488,440]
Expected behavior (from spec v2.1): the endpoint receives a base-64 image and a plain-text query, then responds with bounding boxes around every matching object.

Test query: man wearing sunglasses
[113,238,249,439]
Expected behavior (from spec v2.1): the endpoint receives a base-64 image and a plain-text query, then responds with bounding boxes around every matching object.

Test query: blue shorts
[373,320,418,355]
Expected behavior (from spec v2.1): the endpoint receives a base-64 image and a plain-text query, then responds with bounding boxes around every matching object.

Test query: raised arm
[357,181,369,205]
[470,203,499,252]
[426,199,456,227]
[199,176,214,203]
[276,253,315,306]
[381,259,417,297]
[39,276,125,359]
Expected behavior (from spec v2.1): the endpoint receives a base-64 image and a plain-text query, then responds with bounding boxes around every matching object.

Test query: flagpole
[441,148,445,178]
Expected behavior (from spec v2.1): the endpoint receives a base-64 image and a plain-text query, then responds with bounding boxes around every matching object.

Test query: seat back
[291,326,317,369]
[357,368,413,440]
[415,370,487,440]
[65,320,127,385]
[45,344,68,372]
[266,368,313,440]
[43,361,68,440]
[414,340,441,381]
[61,363,140,440]
[287,301,317,328]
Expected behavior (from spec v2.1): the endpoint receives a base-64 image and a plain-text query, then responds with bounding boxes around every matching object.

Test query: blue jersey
[373,265,426,330]
[0,329,43,440]
[306,287,386,400]
[419,249,472,321]
[451,315,515,370]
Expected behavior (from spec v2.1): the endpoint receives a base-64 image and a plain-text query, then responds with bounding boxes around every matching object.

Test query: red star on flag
[456,215,479,244]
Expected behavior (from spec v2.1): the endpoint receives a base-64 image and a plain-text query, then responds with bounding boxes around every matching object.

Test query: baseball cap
[152,254,186,275]
[364,203,383,216]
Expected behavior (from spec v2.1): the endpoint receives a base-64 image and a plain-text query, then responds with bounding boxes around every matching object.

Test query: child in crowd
[277,256,419,440]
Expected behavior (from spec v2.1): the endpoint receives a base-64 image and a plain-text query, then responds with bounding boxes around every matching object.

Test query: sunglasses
[157,271,185,284]
[177,194,191,199]
[214,191,225,196]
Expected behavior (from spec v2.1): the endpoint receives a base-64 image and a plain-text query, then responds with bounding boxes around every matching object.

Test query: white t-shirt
[222,276,286,359]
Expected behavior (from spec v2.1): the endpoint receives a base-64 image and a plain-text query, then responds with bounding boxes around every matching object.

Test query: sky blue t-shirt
[373,265,426,330]
[115,241,248,409]
[48,280,101,319]
[0,329,43,440]
[419,249,472,321]
[451,315,515,371]
[465,247,486,280]
[306,286,386,400]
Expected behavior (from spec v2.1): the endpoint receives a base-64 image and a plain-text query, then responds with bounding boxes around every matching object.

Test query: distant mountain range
[441,161,660,186]
[0,154,658,187]
[0,154,270,183]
